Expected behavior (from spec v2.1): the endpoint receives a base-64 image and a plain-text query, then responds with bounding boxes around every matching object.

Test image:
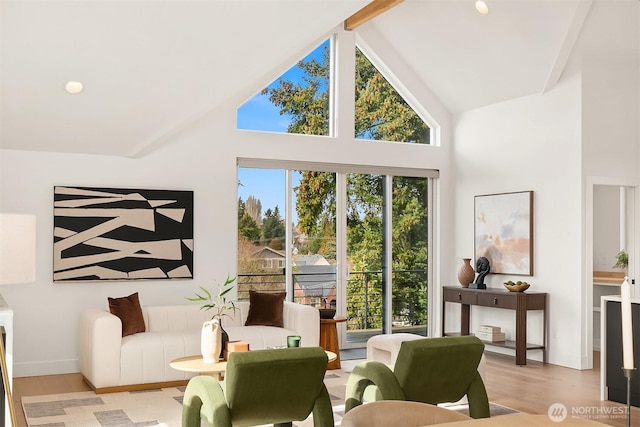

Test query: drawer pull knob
[493,298,498,305]
[458,293,462,300]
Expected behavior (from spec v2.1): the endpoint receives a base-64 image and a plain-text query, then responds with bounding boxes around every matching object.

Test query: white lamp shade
[0,214,36,284]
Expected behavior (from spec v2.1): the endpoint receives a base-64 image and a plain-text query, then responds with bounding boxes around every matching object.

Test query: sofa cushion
[120,331,200,384]
[245,291,286,327]
[108,292,146,337]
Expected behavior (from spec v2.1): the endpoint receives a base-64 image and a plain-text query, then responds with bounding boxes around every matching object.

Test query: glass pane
[345,173,384,343]
[391,176,428,336]
[355,47,430,144]
[293,170,337,307]
[237,167,286,298]
[237,39,331,136]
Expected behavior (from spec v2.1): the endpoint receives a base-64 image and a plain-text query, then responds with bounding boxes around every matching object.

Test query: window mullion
[335,29,355,140]
[285,169,294,301]
[382,175,393,334]
[336,172,347,323]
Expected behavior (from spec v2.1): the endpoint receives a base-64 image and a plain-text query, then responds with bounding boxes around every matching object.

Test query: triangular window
[237,34,434,146]
[237,39,331,136]
[355,47,430,144]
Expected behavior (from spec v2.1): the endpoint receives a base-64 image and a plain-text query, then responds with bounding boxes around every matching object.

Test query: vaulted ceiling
[1,0,638,157]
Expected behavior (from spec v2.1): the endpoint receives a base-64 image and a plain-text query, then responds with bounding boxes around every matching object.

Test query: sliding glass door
[342,174,429,345]
[237,164,431,349]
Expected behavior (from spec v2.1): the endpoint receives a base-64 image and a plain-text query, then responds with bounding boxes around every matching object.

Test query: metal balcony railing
[237,268,428,339]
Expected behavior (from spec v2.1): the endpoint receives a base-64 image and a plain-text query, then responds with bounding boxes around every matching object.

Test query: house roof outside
[251,247,285,260]
[294,254,330,266]
[293,264,336,298]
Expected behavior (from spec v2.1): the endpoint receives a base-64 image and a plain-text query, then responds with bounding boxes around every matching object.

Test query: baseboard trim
[14,359,79,377]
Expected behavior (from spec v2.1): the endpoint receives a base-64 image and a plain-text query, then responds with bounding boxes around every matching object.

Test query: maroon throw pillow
[108,292,146,337]
[244,291,286,327]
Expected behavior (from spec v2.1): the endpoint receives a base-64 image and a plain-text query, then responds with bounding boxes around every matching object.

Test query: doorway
[587,179,636,369]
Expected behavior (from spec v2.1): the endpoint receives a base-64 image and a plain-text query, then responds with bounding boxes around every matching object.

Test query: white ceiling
[372,0,587,112]
[1,0,638,157]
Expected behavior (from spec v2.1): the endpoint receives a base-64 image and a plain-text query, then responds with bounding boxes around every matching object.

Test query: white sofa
[79,301,319,393]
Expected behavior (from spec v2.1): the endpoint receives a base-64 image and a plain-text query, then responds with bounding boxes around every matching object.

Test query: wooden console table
[442,286,547,365]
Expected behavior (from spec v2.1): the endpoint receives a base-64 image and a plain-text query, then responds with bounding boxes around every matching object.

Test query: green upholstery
[345,336,490,419]
[182,347,334,427]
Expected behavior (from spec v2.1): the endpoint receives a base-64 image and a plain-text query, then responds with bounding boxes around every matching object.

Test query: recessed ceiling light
[65,81,84,95]
[475,0,489,15]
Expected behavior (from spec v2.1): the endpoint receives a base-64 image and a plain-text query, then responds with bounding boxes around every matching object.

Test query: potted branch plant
[613,250,629,271]
[186,275,237,363]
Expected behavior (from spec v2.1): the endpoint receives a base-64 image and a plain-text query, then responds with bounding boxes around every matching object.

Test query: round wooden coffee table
[171,350,337,381]
[169,356,227,380]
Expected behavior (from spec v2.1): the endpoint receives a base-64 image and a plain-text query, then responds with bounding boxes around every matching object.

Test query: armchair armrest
[283,302,319,346]
[345,361,406,412]
[183,375,231,427]
[79,309,123,389]
[313,383,335,427]
[467,372,490,419]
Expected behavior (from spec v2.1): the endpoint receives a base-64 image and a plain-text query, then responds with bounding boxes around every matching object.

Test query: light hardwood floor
[11,351,639,427]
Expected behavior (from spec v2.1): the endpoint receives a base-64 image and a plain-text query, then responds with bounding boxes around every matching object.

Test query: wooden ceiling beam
[344,0,405,31]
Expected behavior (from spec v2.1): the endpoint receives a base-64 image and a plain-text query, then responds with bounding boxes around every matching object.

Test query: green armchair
[345,336,490,419]
[182,346,334,427]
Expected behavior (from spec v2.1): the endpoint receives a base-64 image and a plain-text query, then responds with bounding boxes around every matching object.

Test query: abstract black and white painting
[53,186,194,282]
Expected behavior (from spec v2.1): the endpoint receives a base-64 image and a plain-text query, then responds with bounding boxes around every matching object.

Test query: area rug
[22,387,184,427]
[22,370,518,427]
[22,387,341,427]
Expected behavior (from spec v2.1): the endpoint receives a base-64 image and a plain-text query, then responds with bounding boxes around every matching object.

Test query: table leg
[515,294,527,365]
[320,322,341,370]
[461,304,470,336]
[200,372,223,380]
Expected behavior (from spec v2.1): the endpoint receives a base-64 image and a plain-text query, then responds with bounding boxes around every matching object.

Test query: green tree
[238,198,261,243]
[262,207,285,245]
[263,45,429,329]
[262,46,330,136]
[355,48,429,143]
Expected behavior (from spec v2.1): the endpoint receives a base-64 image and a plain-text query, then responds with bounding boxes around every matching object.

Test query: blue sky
[236,39,329,225]
[236,38,328,132]
[238,168,301,225]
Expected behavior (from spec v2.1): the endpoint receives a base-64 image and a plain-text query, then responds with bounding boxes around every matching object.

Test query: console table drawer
[477,292,517,309]
[443,288,477,305]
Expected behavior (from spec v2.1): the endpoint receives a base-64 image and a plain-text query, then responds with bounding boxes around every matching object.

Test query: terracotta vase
[458,258,475,288]
[201,319,222,364]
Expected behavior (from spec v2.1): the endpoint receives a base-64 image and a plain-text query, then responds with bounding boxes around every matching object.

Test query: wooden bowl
[503,283,530,292]
[319,308,336,319]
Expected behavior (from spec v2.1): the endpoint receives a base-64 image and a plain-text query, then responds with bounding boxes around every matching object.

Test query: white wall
[1,6,638,376]
[0,121,242,375]
[0,29,454,376]
[580,52,640,367]
[450,27,640,370]
[582,57,639,178]
[0,130,451,376]
[593,185,622,271]
[452,63,583,368]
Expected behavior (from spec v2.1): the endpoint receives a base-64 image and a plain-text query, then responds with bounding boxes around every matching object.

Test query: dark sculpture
[469,256,490,289]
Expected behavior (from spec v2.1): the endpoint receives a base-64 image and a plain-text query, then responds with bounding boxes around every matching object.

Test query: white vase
[201,319,222,364]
